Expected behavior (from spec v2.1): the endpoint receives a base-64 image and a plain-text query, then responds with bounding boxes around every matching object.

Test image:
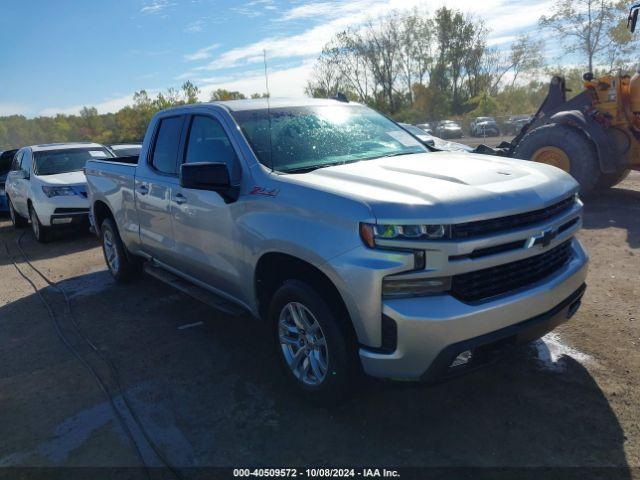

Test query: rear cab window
[150,116,185,175]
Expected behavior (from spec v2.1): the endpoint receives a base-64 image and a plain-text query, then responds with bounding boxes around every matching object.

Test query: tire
[100,217,141,283]
[28,204,52,243]
[513,123,601,196]
[269,279,357,405]
[8,198,28,228]
[596,169,631,190]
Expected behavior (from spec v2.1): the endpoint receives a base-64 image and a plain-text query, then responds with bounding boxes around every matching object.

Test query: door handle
[137,184,149,195]
[173,193,187,205]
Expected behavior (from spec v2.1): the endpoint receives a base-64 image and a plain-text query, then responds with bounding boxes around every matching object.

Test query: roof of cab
[29,142,106,152]
[171,97,360,113]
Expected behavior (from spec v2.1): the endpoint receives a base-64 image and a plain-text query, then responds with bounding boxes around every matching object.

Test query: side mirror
[628,4,639,32]
[180,162,239,202]
[13,170,28,180]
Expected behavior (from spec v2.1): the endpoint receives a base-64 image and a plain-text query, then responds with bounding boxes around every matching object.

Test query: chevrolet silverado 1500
[86,98,588,403]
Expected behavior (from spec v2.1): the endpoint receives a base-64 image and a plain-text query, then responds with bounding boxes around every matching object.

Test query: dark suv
[0,149,18,212]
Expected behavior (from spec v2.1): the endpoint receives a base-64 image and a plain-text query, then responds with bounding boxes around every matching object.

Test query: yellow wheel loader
[479,3,640,195]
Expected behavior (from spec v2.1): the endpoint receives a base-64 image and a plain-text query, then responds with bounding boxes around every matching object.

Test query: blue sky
[0,0,555,117]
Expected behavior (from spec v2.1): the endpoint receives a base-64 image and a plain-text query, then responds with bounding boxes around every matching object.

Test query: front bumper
[32,196,89,227]
[358,238,588,379]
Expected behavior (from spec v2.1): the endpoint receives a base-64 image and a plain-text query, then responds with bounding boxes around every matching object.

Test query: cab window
[10,150,23,171]
[150,116,184,175]
[21,150,33,177]
[184,115,239,182]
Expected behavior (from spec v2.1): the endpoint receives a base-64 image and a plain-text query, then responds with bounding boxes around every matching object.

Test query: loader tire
[596,169,631,190]
[513,123,601,196]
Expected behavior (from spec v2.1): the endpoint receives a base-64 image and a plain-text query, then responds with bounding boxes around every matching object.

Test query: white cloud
[184,19,205,33]
[231,0,278,18]
[198,61,315,99]
[183,43,221,61]
[192,0,427,74]
[38,93,139,117]
[140,0,174,15]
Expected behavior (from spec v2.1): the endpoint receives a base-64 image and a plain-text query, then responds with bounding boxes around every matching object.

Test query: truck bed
[85,159,139,247]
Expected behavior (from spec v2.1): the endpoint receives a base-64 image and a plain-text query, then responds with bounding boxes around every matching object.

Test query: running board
[143,262,244,316]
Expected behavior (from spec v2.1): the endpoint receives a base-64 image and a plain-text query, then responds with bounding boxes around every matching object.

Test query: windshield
[34,147,114,175]
[231,105,427,173]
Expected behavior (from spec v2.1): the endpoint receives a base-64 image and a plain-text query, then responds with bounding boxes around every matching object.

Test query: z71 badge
[250,186,279,197]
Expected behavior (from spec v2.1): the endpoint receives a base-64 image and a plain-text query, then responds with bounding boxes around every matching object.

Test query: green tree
[209,89,246,101]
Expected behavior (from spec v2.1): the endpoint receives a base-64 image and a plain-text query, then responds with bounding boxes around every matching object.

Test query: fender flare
[548,110,618,174]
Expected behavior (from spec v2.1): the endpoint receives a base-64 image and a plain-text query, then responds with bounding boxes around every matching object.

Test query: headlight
[382,276,451,299]
[359,222,449,248]
[42,186,80,198]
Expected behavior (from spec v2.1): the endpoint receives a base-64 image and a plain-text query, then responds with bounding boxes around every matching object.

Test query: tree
[540,0,632,73]
[209,89,246,101]
[181,81,201,104]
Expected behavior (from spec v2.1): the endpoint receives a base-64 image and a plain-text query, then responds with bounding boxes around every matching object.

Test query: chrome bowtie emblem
[525,227,558,249]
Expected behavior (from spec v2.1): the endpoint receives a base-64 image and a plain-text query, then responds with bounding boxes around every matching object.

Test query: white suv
[6,143,114,242]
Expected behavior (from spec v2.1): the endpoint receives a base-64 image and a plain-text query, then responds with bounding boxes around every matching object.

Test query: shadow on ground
[582,186,640,248]
[0,220,98,267]
[0,268,631,475]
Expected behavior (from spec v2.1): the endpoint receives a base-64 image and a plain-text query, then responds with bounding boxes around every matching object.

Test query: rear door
[171,112,245,299]
[135,115,186,264]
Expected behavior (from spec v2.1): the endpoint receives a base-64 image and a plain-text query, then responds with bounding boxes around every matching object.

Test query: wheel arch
[254,251,356,342]
[547,110,618,174]
[92,199,115,231]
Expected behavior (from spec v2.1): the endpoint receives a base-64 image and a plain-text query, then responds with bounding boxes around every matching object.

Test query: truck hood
[291,152,578,223]
[36,170,87,186]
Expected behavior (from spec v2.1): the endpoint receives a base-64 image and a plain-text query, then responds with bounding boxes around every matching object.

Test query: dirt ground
[0,172,639,478]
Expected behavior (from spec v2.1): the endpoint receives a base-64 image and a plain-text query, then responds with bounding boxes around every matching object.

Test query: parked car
[87,98,587,403]
[504,114,533,136]
[5,142,114,242]
[399,123,473,152]
[435,120,463,139]
[415,123,433,135]
[109,143,142,157]
[470,117,500,137]
[0,149,18,212]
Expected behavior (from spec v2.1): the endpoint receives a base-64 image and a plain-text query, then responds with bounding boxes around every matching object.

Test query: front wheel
[100,217,141,283]
[269,280,357,405]
[29,205,52,243]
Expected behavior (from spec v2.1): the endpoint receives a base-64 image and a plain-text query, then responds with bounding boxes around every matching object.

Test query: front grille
[451,240,573,303]
[53,208,89,214]
[451,196,575,239]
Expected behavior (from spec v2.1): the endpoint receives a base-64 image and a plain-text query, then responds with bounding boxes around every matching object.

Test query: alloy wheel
[278,301,329,386]
[103,229,119,274]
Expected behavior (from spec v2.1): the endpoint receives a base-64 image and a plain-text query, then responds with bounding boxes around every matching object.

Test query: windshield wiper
[381,151,421,158]
[282,158,365,174]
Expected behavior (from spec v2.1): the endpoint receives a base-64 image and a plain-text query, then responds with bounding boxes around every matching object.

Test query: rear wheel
[513,123,601,196]
[29,204,52,243]
[100,217,141,282]
[269,279,357,405]
[8,198,28,228]
[596,169,631,190]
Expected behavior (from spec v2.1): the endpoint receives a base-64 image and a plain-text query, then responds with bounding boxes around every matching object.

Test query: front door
[135,114,185,264]
[171,113,244,300]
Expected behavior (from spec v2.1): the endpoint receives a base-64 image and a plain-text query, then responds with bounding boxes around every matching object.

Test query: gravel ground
[0,172,638,478]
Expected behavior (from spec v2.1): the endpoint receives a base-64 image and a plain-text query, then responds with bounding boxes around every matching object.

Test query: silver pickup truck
[86,98,588,403]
